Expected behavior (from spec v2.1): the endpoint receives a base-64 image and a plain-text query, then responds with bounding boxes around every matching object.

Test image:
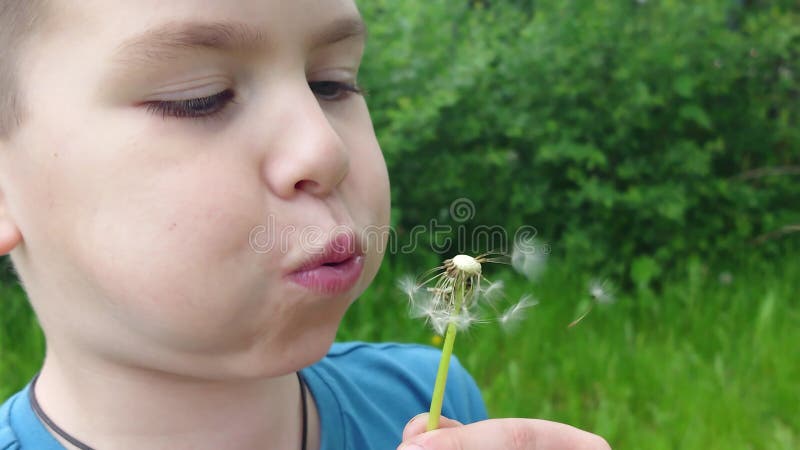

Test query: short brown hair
[0,0,47,138]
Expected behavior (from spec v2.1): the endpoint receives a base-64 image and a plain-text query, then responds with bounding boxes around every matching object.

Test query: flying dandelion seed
[398,275,419,299]
[588,279,614,304]
[511,237,547,280]
[499,294,539,332]
[481,280,505,305]
[569,278,615,328]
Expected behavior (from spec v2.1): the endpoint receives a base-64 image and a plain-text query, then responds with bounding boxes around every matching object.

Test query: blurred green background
[2,1,798,449]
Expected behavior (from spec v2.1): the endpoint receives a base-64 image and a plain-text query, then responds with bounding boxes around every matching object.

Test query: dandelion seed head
[404,252,537,334]
[450,254,482,275]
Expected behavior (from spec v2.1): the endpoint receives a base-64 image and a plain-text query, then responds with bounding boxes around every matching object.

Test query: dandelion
[401,251,540,431]
[569,279,615,328]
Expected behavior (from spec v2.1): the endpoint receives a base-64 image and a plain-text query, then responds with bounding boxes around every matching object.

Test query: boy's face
[0,0,389,377]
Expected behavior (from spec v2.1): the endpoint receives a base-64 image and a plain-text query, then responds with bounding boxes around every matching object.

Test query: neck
[33,349,319,450]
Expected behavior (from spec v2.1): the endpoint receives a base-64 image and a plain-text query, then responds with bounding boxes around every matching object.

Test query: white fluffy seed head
[452,254,482,275]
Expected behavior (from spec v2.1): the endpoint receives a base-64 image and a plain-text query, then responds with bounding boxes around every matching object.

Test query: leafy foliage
[358,0,800,279]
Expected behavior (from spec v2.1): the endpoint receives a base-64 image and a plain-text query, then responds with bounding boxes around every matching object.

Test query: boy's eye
[144,89,236,119]
[309,81,363,101]
[143,81,360,120]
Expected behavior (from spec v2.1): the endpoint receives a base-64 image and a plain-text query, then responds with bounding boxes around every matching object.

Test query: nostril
[294,180,320,192]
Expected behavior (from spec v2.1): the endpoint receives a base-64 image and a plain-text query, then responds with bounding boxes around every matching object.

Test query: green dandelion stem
[427,320,457,431]
[427,278,465,431]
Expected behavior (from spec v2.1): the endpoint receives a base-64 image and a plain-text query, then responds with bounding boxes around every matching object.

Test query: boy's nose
[262,85,350,199]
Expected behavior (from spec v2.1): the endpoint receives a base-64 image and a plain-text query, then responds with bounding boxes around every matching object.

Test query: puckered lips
[286,232,364,295]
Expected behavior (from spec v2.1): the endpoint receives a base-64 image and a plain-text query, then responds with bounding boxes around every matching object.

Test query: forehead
[47,0,362,52]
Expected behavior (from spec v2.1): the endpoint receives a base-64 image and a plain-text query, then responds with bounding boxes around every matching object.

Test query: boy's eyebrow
[112,16,367,65]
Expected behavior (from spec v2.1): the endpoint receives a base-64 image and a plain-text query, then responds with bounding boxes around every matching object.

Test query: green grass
[1,250,798,449]
[0,282,45,399]
[340,251,800,450]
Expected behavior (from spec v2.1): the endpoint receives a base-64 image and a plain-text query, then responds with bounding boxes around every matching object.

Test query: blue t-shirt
[1,342,487,449]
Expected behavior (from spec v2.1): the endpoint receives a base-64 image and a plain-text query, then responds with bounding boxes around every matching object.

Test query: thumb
[398,418,611,450]
[402,413,463,441]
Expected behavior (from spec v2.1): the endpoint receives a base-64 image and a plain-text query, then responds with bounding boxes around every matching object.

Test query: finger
[399,418,611,450]
[402,414,463,441]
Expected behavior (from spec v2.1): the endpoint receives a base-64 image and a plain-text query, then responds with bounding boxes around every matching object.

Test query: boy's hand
[398,414,611,450]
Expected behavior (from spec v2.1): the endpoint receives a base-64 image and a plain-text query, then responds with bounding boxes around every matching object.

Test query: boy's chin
[224,323,341,379]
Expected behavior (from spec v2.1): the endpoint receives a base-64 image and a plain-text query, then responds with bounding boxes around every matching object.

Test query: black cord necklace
[28,372,309,450]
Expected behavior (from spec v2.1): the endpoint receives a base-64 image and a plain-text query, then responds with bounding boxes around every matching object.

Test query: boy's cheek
[10,137,267,327]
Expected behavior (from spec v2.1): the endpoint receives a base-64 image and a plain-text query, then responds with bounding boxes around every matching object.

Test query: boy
[0,0,610,449]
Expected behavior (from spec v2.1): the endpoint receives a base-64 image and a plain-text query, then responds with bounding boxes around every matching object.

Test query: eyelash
[309,81,364,102]
[144,81,364,120]
[144,89,236,119]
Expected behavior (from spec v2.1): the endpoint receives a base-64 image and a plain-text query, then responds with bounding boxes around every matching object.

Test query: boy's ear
[0,188,23,256]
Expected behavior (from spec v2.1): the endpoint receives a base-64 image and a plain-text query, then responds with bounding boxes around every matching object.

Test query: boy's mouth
[287,233,365,295]
[322,260,346,267]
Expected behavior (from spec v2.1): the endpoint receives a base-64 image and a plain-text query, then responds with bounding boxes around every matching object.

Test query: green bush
[359,0,800,280]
